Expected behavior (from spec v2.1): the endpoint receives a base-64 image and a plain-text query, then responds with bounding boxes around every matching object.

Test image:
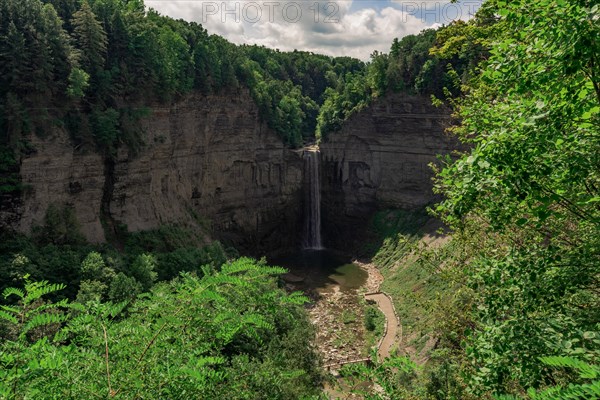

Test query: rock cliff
[4,90,459,254]
[7,90,304,253]
[320,93,457,249]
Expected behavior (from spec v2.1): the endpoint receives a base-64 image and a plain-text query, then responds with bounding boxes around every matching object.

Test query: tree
[0,22,31,94]
[40,3,74,94]
[46,0,80,29]
[71,1,107,75]
[129,253,157,291]
[67,67,89,98]
[433,0,600,395]
[80,251,115,282]
[108,272,142,301]
[90,107,119,154]
[367,51,388,98]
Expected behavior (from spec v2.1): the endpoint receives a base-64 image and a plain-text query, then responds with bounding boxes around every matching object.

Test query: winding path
[364,292,401,359]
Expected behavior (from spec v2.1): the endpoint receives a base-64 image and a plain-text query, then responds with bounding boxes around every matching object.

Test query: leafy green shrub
[429,0,600,397]
[75,279,107,304]
[340,355,419,398]
[108,272,142,302]
[496,357,600,400]
[128,253,157,291]
[34,204,86,246]
[0,277,71,343]
[0,258,323,398]
[364,305,383,332]
[90,107,120,154]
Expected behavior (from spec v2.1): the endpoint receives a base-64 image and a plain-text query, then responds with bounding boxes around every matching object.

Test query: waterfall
[303,148,323,250]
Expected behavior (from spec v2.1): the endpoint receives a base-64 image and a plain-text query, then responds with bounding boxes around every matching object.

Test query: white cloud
[145,0,480,60]
[390,0,481,23]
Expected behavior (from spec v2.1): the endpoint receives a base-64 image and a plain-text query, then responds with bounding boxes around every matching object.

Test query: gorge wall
[320,93,456,249]
[5,90,304,253]
[2,90,460,254]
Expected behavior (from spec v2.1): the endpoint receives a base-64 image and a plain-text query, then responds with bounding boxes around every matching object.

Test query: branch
[102,324,114,397]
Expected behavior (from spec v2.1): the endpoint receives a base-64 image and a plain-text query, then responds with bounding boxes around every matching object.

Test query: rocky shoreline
[307,261,384,367]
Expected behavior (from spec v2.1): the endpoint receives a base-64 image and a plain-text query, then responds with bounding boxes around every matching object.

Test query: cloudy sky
[146,0,482,60]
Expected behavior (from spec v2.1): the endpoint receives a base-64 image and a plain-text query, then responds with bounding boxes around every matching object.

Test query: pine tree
[71,1,107,75]
[41,4,74,94]
[390,37,400,59]
[0,22,31,94]
[46,0,80,31]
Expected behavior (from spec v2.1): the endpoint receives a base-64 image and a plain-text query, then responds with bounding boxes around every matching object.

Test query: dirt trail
[364,292,400,359]
[355,261,401,359]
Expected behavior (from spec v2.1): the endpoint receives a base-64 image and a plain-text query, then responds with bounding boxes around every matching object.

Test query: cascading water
[303,148,323,250]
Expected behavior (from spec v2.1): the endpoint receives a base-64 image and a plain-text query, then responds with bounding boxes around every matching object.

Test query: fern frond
[23,282,66,305]
[280,291,309,305]
[531,381,600,400]
[19,313,68,339]
[193,289,224,303]
[220,259,256,275]
[241,313,273,330]
[195,356,226,367]
[102,300,129,320]
[220,258,286,278]
[213,311,235,324]
[256,266,287,276]
[25,299,69,318]
[66,302,87,312]
[200,274,246,289]
[0,310,18,324]
[579,381,600,398]
[540,356,599,379]
[0,305,20,314]
[58,313,97,340]
[2,287,24,300]
[182,366,227,384]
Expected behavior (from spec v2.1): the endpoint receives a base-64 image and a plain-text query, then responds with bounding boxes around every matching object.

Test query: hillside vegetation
[341,1,600,399]
[0,0,598,399]
[0,258,323,398]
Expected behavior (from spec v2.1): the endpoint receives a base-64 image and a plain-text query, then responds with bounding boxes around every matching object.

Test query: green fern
[0,258,323,398]
[0,278,70,342]
[540,357,599,380]
[2,287,25,300]
[281,291,310,305]
[182,355,227,384]
[23,282,66,306]
[0,309,18,324]
[20,313,69,340]
[495,358,600,400]
[528,358,600,400]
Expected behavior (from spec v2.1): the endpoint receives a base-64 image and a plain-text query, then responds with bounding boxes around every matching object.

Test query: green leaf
[0,310,18,324]
[2,287,24,300]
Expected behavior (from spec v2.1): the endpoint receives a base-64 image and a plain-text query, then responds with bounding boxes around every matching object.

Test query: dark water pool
[270,249,367,293]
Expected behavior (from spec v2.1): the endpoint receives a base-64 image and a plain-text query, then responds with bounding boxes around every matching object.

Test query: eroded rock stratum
[320,93,457,249]
[2,91,457,254]
[6,90,304,253]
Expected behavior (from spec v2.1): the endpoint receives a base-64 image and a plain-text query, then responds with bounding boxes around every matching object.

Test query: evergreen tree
[40,4,74,95]
[71,1,107,75]
[45,0,80,30]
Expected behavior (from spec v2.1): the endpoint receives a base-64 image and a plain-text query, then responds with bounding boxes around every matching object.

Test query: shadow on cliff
[355,207,448,262]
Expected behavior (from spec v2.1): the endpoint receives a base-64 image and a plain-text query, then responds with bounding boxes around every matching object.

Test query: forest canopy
[0,0,456,153]
[0,0,367,151]
[2,0,598,398]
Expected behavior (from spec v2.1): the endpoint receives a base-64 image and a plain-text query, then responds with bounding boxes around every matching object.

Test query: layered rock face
[320,93,457,248]
[8,90,304,253]
[5,90,458,254]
